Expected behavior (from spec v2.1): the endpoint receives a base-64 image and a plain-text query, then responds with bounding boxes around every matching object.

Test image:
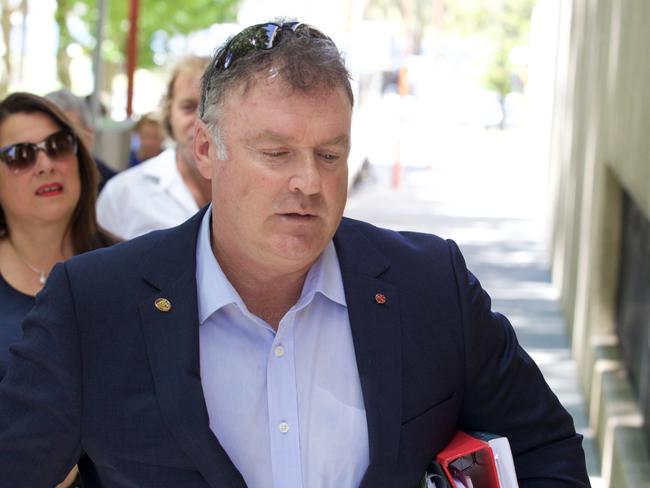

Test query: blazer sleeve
[0,262,82,486]
[447,240,591,487]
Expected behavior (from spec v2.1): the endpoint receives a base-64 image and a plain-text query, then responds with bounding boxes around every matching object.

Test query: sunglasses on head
[0,129,78,174]
[215,21,332,71]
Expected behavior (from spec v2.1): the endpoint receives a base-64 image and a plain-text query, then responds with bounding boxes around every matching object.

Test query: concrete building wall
[547,0,650,485]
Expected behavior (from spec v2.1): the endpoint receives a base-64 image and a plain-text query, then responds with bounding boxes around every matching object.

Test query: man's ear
[193,120,214,180]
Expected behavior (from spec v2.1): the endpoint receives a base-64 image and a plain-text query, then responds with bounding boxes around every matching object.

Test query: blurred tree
[444,0,536,99]
[55,0,74,88]
[53,0,240,88]
[0,0,28,96]
[364,0,442,55]
[364,0,535,124]
[0,0,11,96]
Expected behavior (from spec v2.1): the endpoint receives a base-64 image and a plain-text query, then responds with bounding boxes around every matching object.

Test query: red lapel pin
[374,293,387,304]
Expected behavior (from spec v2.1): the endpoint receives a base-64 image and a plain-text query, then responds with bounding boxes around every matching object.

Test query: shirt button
[274,345,285,358]
[278,422,290,434]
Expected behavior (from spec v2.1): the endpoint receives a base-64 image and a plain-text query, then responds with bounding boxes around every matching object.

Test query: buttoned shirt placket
[267,310,303,487]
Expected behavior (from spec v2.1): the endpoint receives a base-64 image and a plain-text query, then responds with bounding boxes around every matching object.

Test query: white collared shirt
[96,148,199,239]
[196,207,369,488]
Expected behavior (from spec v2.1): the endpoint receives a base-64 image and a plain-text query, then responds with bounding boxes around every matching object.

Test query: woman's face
[0,112,81,231]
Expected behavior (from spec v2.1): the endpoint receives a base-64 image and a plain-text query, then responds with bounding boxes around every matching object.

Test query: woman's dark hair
[0,92,114,252]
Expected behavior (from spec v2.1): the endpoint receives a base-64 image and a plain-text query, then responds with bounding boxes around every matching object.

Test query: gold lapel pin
[154,297,172,313]
[374,293,387,305]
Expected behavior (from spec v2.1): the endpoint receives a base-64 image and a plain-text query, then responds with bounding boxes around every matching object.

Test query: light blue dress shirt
[196,208,369,488]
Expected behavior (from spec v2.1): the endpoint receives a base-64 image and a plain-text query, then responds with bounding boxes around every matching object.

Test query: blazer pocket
[401,391,456,426]
[398,392,458,470]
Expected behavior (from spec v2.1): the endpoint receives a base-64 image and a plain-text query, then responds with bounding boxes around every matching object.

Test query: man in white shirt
[97,56,211,239]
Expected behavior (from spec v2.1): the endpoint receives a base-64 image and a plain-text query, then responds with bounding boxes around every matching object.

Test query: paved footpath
[344,128,601,485]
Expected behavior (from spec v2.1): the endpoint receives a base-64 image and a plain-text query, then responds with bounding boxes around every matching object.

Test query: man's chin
[269,237,327,265]
[177,145,198,167]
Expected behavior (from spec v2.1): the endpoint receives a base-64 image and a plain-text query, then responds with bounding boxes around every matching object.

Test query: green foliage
[484,47,510,97]
[444,0,537,96]
[364,0,403,21]
[64,0,240,69]
[55,0,74,87]
[362,0,535,90]
[363,0,435,55]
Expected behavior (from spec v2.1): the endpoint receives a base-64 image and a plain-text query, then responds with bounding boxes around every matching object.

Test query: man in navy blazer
[0,21,589,487]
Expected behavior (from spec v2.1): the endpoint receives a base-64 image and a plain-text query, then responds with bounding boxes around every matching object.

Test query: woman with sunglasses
[0,92,113,487]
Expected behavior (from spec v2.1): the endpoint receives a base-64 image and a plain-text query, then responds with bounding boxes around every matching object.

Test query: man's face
[63,110,94,152]
[195,76,351,275]
[169,70,201,164]
[138,121,164,160]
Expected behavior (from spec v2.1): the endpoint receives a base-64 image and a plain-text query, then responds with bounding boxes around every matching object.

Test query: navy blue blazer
[0,209,590,487]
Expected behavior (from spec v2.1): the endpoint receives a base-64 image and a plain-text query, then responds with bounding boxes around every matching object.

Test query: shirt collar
[298,238,347,309]
[196,206,245,324]
[196,206,346,325]
[141,148,179,190]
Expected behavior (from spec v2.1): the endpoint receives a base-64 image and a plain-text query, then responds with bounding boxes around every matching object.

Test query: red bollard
[391,161,402,190]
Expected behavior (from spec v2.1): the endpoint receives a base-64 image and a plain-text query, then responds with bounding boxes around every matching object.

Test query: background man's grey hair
[199,22,354,161]
[44,89,94,130]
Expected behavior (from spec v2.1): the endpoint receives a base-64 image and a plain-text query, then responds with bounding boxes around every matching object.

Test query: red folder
[436,431,501,487]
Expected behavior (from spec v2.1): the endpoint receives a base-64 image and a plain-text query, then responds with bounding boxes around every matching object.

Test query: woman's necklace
[8,239,49,285]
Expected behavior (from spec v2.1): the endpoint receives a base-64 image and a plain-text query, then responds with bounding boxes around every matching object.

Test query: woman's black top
[0,273,34,379]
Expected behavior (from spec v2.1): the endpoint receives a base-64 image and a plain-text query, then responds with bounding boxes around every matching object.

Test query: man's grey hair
[199,21,353,161]
[44,89,94,130]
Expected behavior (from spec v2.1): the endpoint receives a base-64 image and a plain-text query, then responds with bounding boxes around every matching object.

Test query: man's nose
[289,156,322,195]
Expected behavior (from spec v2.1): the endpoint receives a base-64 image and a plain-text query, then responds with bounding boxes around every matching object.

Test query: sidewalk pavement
[344,128,601,486]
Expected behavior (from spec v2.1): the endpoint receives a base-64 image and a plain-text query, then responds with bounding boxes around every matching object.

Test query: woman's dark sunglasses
[0,130,77,174]
[215,21,332,70]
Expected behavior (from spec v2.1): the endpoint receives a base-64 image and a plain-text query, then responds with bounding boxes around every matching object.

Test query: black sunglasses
[215,21,332,71]
[0,130,78,174]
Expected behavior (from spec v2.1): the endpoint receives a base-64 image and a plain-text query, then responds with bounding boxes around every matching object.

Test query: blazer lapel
[135,214,403,487]
[138,210,246,488]
[334,219,403,486]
